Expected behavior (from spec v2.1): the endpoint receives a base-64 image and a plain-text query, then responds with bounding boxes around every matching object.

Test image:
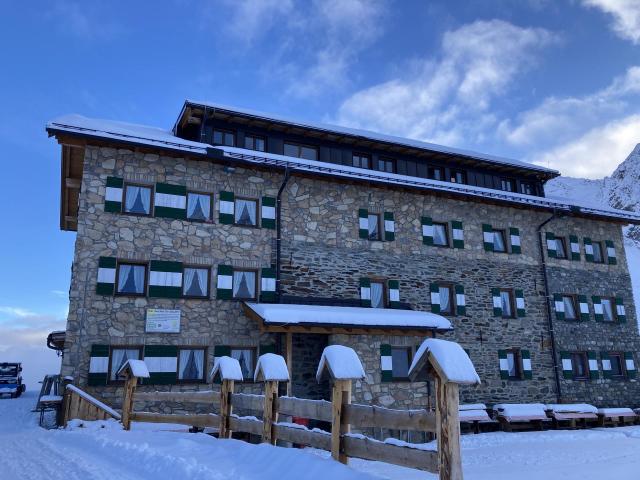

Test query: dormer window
[284,142,318,161]
[212,129,235,147]
[378,157,396,173]
[428,166,443,181]
[520,182,533,195]
[450,170,466,184]
[500,178,515,192]
[352,153,370,169]
[244,134,265,152]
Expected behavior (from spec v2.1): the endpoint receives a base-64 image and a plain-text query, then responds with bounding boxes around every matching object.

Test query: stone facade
[60,144,640,412]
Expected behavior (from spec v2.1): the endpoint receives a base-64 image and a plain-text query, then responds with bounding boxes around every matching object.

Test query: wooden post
[219,379,235,439]
[435,376,463,480]
[331,379,352,464]
[121,372,138,431]
[59,377,74,427]
[262,380,279,444]
[285,332,293,397]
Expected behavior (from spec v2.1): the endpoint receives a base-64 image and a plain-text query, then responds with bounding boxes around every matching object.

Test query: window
[182,267,209,298]
[123,184,152,216]
[367,213,381,241]
[186,192,212,222]
[493,230,507,252]
[438,285,454,315]
[244,134,265,152]
[391,347,411,380]
[428,166,443,181]
[378,157,396,173]
[571,352,589,380]
[608,353,625,378]
[450,170,466,184]
[592,242,604,263]
[212,129,235,147]
[370,281,385,309]
[116,263,147,296]
[500,289,514,318]
[178,348,206,382]
[520,182,534,195]
[284,142,318,161]
[562,295,578,320]
[234,198,258,226]
[506,349,522,379]
[352,153,370,169]
[555,238,567,259]
[230,348,255,380]
[433,223,449,247]
[109,347,141,381]
[500,178,515,192]
[232,270,257,299]
[601,297,615,322]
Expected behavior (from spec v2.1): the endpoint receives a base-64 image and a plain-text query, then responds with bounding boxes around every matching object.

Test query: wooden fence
[61,380,121,426]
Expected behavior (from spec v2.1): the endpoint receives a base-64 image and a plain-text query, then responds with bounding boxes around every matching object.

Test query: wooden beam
[331,379,351,464]
[285,332,293,396]
[273,424,331,450]
[130,412,219,428]
[278,396,332,422]
[230,392,264,411]
[343,404,436,432]
[65,178,81,189]
[436,377,463,480]
[262,380,279,444]
[134,390,220,405]
[342,436,439,473]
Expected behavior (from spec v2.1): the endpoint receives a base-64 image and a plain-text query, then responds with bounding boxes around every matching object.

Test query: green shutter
[588,351,599,380]
[430,283,441,313]
[360,277,371,307]
[483,224,494,252]
[421,217,433,245]
[560,351,572,379]
[492,288,502,317]
[578,295,590,321]
[601,352,611,379]
[569,235,580,261]
[143,345,178,385]
[219,191,235,224]
[358,208,369,239]
[592,296,603,321]
[498,350,509,379]
[554,293,565,320]
[509,228,521,254]
[451,221,464,249]
[259,344,277,355]
[388,280,400,308]
[605,240,617,265]
[384,212,395,241]
[455,284,466,315]
[584,237,594,262]
[380,344,392,382]
[96,256,117,295]
[515,289,526,317]
[521,350,532,379]
[261,196,276,229]
[148,260,183,298]
[260,267,276,302]
[88,344,109,386]
[216,265,233,300]
[545,232,557,258]
[615,297,626,323]
[154,183,187,219]
[105,176,123,213]
[625,352,636,379]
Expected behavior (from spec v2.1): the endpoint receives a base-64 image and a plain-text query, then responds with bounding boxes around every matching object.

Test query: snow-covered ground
[2,393,640,479]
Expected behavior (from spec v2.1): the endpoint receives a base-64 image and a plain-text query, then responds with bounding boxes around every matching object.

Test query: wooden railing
[61,382,121,426]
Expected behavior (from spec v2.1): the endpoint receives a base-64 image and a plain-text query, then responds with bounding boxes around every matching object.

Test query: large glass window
[234,198,258,226]
[231,348,255,380]
[187,192,212,222]
[116,263,147,295]
[592,242,604,263]
[370,282,384,309]
[109,347,141,381]
[391,347,411,379]
[451,170,466,184]
[571,352,589,380]
[232,270,257,299]
[520,182,534,195]
[500,290,514,318]
[602,298,615,322]
[352,153,370,169]
[284,142,318,161]
[123,184,152,216]
[433,223,449,247]
[244,134,265,152]
[368,213,381,241]
[562,295,577,320]
[183,267,209,298]
[178,348,205,382]
[500,178,515,192]
[493,230,507,252]
[212,129,235,147]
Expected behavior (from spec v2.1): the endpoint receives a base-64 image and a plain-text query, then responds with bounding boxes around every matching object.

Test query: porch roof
[243,302,452,336]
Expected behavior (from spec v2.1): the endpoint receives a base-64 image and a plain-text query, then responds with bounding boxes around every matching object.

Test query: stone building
[46,101,640,412]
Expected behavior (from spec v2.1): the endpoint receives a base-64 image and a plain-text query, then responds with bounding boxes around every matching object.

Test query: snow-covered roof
[254,353,290,382]
[244,302,452,331]
[408,338,480,385]
[117,359,150,379]
[182,100,558,175]
[316,345,366,382]
[210,356,243,382]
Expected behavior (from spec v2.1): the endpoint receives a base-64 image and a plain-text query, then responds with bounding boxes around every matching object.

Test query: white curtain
[233,271,255,298]
[501,292,511,316]
[368,215,379,239]
[184,268,208,296]
[371,282,383,308]
[434,225,447,245]
[183,268,196,295]
[564,297,576,319]
[118,265,132,292]
[493,232,505,251]
[125,186,151,214]
[507,352,517,377]
[196,269,208,294]
[602,300,614,321]
[187,193,210,220]
[133,265,145,293]
[439,287,450,313]
[179,349,204,380]
[231,349,253,379]
[110,348,140,380]
[235,199,257,225]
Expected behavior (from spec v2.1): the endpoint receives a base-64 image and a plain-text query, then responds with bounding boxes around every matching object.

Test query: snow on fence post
[255,353,290,445]
[117,359,150,430]
[211,356,243,439]
[409,339,480,480]
[316,345,366,465]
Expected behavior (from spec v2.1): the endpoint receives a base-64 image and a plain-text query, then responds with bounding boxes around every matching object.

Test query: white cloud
[532,114,640,178]
[582,0,640,44]
[221,0,295,45]
[48,1,124,40]
[333,20,557,146]
[0,306,37,318]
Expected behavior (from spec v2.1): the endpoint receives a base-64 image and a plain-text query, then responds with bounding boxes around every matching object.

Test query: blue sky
[1,0,640,385]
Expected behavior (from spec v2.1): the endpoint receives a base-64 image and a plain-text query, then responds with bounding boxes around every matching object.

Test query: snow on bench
[545,404,598,414]
[408,338,480,384]
[210,356,243,382]
[316,345,365,382]
[254,353,290,382]
[597,407,636,417]
[458,404,491,422]
[493,403,548,422]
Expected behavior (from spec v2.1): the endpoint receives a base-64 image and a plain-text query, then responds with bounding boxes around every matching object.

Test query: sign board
[145,309,181,333]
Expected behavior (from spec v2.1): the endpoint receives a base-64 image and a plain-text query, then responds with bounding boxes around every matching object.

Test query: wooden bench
[544,404,598,430]
[597,408,637,427]
[493,404,550,432]
[458,404,496,434]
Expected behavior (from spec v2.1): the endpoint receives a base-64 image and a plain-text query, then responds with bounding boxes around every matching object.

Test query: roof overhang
[242,302,452,336]
[47,330,65,353]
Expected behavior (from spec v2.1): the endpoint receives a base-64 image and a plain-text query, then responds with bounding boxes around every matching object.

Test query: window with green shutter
[360,278,371,307]
[491,288,502,317]
[625,352,636,379]
[515,289,526,317]
[261,196,276,229]
[578,295,590,321]
[584,237,594,262]
[451,221,464,249]
[388,280,400,308]
[592,296,604,321]
[509,228,521,254]
[96,257,117,295]
[148,260,183,298]
[482,224,494,251]
[380,344,392,382]
[380,344,411,381]
[154,183,187,220]
[545,232,557,258]
[605,240,617,264]
[383,212,395,241]
[88,344,109,386]
[587,352,599,380]
[143,345,178,385]
[260,267,276,302]
[521,350,532,379]
[216,265,233,300]
[358,208,370,239]
[615,297,626,322]
[421,217,433,245]
[105,177,124,213]
[455,285,466,315]
[219,191,235,224]
[569,235,581,260]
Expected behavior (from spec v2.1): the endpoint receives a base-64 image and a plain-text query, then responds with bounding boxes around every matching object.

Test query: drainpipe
[537,210,563,402]
[276,167,292,301]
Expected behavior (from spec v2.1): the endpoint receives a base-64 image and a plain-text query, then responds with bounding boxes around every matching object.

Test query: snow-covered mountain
[545,144,640,327]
